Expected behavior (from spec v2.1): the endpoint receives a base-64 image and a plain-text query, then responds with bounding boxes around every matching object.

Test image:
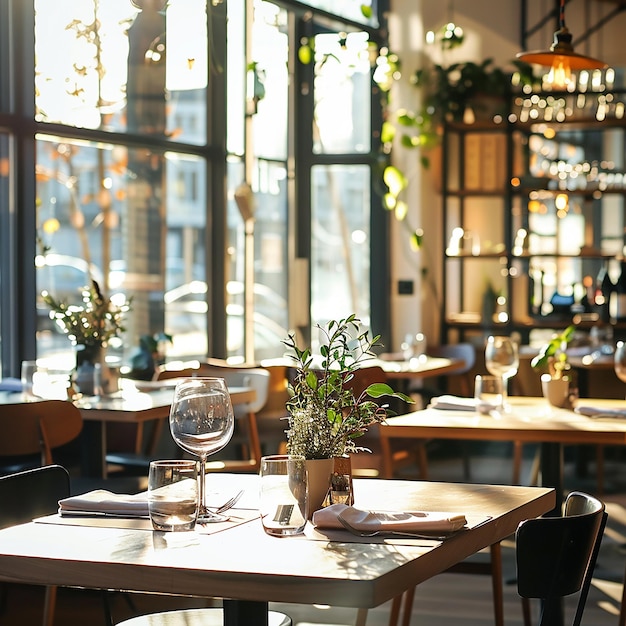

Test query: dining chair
[151,361,270,472]
[0,464,70,626]
[0,399,83,472]
[115,606,292,625]
[195,363,270,472]
[516,491,607,626]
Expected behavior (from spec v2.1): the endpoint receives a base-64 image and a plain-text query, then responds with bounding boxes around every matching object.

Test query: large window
[0,0,388,376]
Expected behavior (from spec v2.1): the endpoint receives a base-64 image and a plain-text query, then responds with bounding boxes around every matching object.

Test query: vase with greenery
[283,315,411,514]
[42,280,131,394]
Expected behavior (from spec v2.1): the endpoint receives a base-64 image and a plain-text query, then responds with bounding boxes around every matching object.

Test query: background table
[380,396,626,514]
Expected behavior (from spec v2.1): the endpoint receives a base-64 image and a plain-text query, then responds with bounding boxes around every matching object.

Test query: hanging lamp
[517,0,607,89]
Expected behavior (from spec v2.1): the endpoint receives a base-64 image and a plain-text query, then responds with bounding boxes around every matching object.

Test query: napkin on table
[575,405,626,419]
[59,489,150,517]
[429,395,478,411]
[312,503,467,533]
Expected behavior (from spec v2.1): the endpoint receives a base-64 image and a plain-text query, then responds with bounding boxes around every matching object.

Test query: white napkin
[312,503,467,533]
[59,489,150,517]
[430,395,478,411]
[575,405,626,419]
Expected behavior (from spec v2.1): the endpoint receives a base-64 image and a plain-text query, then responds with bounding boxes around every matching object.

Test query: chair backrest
[346,365,388,397]
[0,400,83,466]
[0,465,70,529]
[516,491,607,626]
[429,343,476,375]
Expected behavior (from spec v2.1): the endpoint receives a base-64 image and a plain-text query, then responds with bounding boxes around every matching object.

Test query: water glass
[148,460,199,532]
[260,455,307,536]
[474,375,503,414]
[21,360,47,400]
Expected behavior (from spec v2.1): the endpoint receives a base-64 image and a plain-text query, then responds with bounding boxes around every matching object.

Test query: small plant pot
[541,374,571,409]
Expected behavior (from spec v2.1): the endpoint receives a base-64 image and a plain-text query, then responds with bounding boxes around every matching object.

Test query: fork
[336,513,448,541]
[209,490,244,514]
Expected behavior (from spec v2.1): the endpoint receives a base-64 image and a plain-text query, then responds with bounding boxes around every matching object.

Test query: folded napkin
[430,395,478,411]
[575,405,626,419]
[312,503,467,534]
[59,490,150,517]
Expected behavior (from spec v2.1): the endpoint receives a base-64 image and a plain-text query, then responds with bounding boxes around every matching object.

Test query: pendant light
[517,0,606,89]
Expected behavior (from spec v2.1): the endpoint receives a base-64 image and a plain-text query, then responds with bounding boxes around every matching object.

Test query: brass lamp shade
[517,25,607,71]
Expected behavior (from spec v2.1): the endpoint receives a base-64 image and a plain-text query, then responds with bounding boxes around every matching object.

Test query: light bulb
[547,58,572,89]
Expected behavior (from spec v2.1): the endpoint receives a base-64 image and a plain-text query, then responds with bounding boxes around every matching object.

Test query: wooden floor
[2,443,626,626]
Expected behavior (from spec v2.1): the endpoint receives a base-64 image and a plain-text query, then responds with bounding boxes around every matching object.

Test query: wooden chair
[516,491,607,626]
[0,465,70,626]
[150,362,270,472]
[0,400,83,469]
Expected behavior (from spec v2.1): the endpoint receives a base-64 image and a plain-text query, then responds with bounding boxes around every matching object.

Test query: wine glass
[614,341,626,389]
[169,377,235,523]
[485,336,519,410]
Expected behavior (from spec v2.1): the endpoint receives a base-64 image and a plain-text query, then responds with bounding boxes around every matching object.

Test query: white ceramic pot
[305,458,335,519]
[541,374,571,409]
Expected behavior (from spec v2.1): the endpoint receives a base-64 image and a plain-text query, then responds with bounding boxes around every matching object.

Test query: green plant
[283,315,411,460]
[42,280,131,348]
[530,324,576,379]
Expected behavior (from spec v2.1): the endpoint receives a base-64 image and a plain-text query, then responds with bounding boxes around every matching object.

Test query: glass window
[36,134,208,367]
[311,164,371,331]
[34,0,208,144]
[313,31,372,155]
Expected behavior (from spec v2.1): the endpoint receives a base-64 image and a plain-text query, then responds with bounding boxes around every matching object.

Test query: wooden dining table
[0,379,257,479]
[0,475,554,626]
[379,396,626,514]
[374,356,466,380]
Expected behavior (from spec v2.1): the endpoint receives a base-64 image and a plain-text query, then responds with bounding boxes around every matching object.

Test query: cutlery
[336,513,449,541]
[209,490,244,514]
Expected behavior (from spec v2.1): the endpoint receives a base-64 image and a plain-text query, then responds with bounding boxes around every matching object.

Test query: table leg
[539,442,563,516]
[81,420,107,479]
[223,599,268,626]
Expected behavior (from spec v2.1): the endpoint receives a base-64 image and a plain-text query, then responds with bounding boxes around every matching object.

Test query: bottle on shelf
[595,261,613,323]
[612,260,626,321]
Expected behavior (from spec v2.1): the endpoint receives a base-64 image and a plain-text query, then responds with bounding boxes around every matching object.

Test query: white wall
[387,0,626,350]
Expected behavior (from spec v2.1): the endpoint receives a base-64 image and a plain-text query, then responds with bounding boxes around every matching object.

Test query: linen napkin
[59,489,150,517]
[429,395,478,411]
[575,405,626,419]
[312,503,467,534]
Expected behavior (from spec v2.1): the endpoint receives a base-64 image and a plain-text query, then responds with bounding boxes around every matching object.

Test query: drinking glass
[169,377,235,523]
[485,336,519,410]
[474,374,504,414]
[260,455,307,536]
[148,460,198,532]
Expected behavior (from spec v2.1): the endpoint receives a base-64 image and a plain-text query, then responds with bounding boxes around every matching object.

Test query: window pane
[313,32,372,155]
[311,164,370,332]
[300,0,378,28]
[0,132,9,376]
[251,1,289,161]
[34,0,208,145]
[35,135,207,368]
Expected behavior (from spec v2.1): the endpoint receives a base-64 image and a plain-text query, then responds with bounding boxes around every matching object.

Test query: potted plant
[283,315,411,514]
[530,324,576,407]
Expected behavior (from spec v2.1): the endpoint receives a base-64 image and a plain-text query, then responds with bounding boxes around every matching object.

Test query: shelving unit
[441,81,626,345]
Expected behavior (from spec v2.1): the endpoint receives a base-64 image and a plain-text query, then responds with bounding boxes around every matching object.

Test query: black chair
[516,491,607,626]
[0,465,70,626]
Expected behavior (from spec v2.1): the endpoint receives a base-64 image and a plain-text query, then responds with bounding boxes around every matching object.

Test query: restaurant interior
[3,0,626,624]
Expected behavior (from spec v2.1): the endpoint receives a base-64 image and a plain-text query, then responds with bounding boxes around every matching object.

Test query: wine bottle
[595,261,613,323]
[613,260,626,321]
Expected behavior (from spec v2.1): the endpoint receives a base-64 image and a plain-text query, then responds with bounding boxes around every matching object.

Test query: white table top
[0,476,554,610]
